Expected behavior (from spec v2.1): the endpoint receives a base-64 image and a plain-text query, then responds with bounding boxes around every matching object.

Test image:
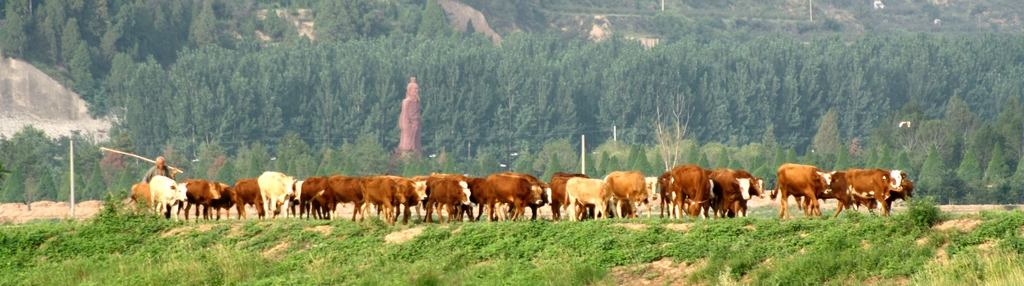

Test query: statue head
[407,77,419,100]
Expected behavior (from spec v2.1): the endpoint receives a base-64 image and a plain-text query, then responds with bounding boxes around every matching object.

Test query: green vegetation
[1,197,1023,285]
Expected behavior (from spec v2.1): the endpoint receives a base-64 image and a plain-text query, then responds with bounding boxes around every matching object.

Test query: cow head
[888,170,904,191]
[283,176,297,196]
[645,176,659,201]
[817,171,833,186]
[753,178,765,198]
[708,179,715,199]
[459,181,472,206]
[530,184,545,205]
[175,182,189,202]
[414,181,428,201]
[294,180,304,194]
[542,183,552,205]
[737,178,752,200]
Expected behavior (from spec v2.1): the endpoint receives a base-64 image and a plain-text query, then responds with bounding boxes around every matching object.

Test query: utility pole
[661,0,664,11]
[581,135,586,174]
[70,140,75,219]
[809,0,813,21]
[613,125,617,141]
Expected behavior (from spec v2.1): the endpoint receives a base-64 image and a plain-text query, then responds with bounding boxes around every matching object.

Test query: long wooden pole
[70,141,74,219]
[99,147,185,174]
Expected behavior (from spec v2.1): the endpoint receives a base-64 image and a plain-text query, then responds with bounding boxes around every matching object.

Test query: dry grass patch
[664,223,693,232]
[933,218,982,232]
[262,241,290,260]
[385,226,425,244]
[614,223,649,231]
[744,224,757,231]
[608,258,705,286]
[304,225,333,236]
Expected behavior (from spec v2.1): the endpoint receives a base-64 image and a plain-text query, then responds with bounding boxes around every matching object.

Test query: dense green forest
[1,0,1023,205]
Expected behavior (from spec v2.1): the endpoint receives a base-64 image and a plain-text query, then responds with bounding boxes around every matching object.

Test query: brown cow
[424,177,472,223]
[667,165,714,218]
[484,173,543,221]
[658,171,677,218]
[359,176,396,224]
[846,168,903,216]
[501,172,550,220]
[207,183,235,220]
[232,178,265,220]
[325,175,364,221]
[385,175,427,224]
[295,176,330,219]
[729,170,765,217]
[130,183,152,206]
[182,179,224,221]
[550,172,588,221]
[774,163,833,219]
[604,171,649,218]
[710,169,754,218]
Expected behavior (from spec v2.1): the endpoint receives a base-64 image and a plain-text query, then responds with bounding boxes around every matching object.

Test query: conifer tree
[894,151,914,179]
[215,160,237,185]
[686,144,700,165]
[189,0,217,47]
[984,142,1010,183]
[918,145,946,196]
[697,152,711,169]
[876,145,892,169]
[834,144,850,171]
[465,18,477,34]
[61,18,82,66]
[956,150,982,183]
[35,168,58,201]
[70,41,94,100]
[1,168,25,203]
[772,145,785,169]
[785,147,798,164]
[418,0,452,38]
[84,162,107,201]
[812,108,841,156]
[584,152,599,175]
[802,146,818,167]
[598,151,612,175]
[542,154,562,181]
[715,148,730,169]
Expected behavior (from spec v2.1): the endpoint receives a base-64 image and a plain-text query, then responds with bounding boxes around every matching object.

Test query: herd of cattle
[128,163,914,224]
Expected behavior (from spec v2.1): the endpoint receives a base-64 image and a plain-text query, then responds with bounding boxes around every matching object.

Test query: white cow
[258,171,297,219]
[566,178,611,221]
[149,175,188,220]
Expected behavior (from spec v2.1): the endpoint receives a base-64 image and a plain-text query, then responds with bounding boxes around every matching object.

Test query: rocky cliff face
[0,57,110,140]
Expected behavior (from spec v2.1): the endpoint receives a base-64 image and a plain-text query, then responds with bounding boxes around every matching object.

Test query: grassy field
[1,198,1023,285]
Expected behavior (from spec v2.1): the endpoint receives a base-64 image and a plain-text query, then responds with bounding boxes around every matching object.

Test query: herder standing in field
[142,156,174,182]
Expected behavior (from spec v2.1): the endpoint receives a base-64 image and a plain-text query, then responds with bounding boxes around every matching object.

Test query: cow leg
[184,202,193,221]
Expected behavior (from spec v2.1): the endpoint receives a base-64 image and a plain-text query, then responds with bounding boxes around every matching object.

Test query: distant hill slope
[0,56,109,140]
[458,0,1023,41]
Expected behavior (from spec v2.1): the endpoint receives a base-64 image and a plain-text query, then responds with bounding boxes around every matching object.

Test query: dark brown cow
[207,183,236,220]
[326,175,364,221]
[501,172,550,220]
[452,177,486,221]
[484,173,543,221]
[709,169,761,218]
[424,177,472,223]
[730,170,765,217]
[359,176,396,224]
[232,178,266,220]
[846,168,903,216]
[774,163,833,219]
[667,165,714,218]
[550,172,588,221]
[658,171,677,218]
[295,176,330,219]
[805,171,853,217]
[182,179,225,221]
